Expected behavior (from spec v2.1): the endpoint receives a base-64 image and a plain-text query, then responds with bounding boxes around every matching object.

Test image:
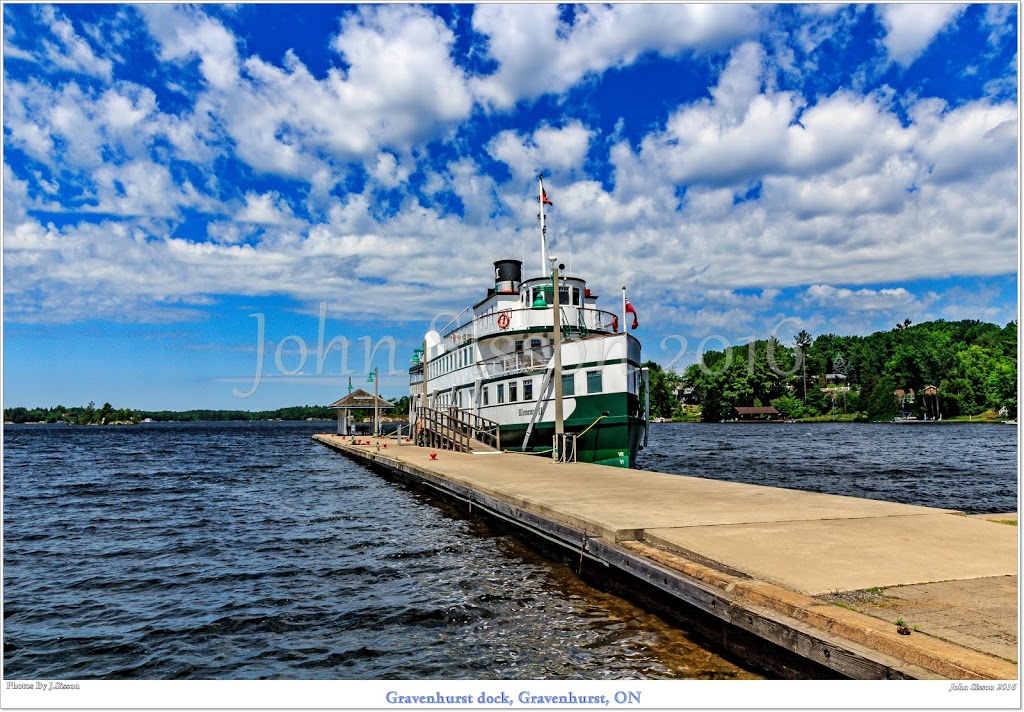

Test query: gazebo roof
[328,388,394,409]
[733,406,780,415]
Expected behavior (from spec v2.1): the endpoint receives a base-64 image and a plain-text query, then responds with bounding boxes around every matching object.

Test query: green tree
[865,376,899,420]
[770,394,803,419]
[986,359,1017,413]
[8,407,29,424]
[80,401,96,425]
[391,396,410,416]
[643,361,679,419]
[795,329,812,403]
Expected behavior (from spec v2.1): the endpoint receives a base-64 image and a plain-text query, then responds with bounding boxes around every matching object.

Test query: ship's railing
[478,344,554,378]
[440,306,619,345]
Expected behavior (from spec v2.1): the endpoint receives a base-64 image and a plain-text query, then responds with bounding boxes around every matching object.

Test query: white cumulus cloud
[487,121,596,182]
[140,4,473,176]
[37,5,114,79]
[471,4,762,109]
[877,4,967,67]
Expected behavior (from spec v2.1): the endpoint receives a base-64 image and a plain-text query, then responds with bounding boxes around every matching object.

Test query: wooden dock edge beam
[313,436,1011,680]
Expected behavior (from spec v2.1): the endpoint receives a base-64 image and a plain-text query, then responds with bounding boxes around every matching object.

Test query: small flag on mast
[541,190,553,206]
[625,299,639,330]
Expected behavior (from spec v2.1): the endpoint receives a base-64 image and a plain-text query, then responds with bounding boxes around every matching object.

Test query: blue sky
[3,3,1018,410]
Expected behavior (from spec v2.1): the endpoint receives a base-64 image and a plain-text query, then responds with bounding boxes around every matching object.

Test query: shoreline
[664,417,1015,425]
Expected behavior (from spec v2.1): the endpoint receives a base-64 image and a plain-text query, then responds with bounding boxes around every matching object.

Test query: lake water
[3,420,1016,679]
[637,422,1018,515]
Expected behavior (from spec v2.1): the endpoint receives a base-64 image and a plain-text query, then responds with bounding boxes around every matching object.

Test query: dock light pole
[368,366,379,437]
[551,256,564,461]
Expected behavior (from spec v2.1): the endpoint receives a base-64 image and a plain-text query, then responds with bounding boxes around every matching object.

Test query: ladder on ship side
[415,406,501,454]
[554,306,587,341]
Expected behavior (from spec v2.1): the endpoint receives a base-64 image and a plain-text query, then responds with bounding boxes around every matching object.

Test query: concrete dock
[313,433,1018,680]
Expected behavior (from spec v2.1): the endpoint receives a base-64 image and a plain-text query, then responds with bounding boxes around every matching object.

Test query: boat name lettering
[518,408,535,416]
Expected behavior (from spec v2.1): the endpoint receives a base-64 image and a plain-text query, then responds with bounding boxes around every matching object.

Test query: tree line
[644,319,1016,422]
[5,396,411,424]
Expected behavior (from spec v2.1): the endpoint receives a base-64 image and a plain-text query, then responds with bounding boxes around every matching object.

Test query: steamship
[408,176,649,468]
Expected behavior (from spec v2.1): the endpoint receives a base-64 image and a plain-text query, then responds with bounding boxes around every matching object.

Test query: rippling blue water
[637,422,1018,514]
[4,421,755,680]
[4,420,1015,680]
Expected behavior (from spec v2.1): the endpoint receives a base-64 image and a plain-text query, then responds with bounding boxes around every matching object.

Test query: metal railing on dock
[415,406,500,453]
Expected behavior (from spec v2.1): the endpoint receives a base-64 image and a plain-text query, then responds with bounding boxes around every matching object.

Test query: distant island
[645,318,1016,423]
[5,397,411,425]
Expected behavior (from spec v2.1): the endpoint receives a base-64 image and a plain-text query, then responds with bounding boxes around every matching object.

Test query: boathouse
[329,389,394,436]
[732,406,781,421]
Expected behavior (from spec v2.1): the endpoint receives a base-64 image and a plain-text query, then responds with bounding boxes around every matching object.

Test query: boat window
[515,340,524,352]
[571,288,580,306]
[509,381,518,402]
[562,373,575,397]
[482,386,489,406]
[531,338,542,349]
[559,287,570,305]
[587,370,603,394]
[524,378,533,401]
[497,383,505,404]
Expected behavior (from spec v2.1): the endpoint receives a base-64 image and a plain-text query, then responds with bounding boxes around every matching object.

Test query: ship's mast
[539,174,548,276]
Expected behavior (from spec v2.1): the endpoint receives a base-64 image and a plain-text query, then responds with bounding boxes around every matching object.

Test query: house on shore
[674,383,700,405]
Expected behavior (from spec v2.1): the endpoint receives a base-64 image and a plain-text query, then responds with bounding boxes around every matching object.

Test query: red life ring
[497,312,511,329]
[611,315,619,332]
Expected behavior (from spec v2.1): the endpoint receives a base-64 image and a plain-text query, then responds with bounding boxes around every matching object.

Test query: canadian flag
[625,299,639,330]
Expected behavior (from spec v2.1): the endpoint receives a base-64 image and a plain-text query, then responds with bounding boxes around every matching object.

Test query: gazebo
[328,388,394,435]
